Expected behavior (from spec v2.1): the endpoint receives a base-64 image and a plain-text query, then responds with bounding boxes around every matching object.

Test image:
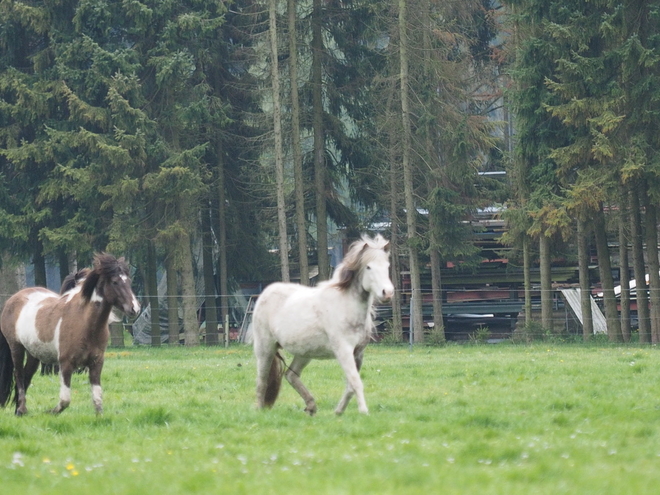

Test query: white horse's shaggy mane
[324,234,390,292]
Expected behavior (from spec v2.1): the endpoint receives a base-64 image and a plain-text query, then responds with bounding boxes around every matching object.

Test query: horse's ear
[60,273,77,295]
[117,257,129,274]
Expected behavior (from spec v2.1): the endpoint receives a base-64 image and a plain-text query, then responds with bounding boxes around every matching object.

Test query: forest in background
[1,0,660,345]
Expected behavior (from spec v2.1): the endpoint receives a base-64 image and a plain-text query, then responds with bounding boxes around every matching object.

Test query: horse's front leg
[88,355,104,414]
[285,356,316,415]
[334,345,368,415]
[51,363,73,414]
[335,347,365,415]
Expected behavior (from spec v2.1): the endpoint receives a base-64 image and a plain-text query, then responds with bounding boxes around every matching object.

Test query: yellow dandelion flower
[66,463,75,471]
[72,470,79,476]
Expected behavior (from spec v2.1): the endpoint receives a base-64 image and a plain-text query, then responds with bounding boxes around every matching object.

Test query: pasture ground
[1,343,660,494]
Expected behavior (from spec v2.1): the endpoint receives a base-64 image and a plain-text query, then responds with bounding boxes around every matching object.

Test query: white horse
[252,234,394,415]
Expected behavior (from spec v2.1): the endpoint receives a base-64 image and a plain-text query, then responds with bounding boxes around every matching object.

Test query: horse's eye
[366,265,371,270]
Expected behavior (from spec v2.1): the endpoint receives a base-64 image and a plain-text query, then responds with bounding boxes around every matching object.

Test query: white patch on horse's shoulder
[91,290,104,303]
[65,284,83,303]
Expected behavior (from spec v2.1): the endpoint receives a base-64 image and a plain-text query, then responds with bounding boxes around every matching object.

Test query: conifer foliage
[4,0,658,343]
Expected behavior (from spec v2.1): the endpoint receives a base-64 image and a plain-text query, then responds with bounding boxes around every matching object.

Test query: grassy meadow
[2,343,660,494]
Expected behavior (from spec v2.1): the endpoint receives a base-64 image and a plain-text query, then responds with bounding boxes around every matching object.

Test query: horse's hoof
[15,409,27,417]
[304,404,317,416]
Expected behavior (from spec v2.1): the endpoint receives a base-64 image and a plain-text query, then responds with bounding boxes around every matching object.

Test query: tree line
[1,0,657,345]
[504,0,660,343]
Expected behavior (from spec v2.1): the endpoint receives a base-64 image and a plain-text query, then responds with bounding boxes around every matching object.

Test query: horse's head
[82,254,141,317]
[334,235,394,303]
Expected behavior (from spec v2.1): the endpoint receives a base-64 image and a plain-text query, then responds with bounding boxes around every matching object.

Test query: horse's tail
[0,329,15,408]
[264,351,284,408]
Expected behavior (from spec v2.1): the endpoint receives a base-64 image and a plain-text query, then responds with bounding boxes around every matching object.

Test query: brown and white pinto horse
[0,254,140,416]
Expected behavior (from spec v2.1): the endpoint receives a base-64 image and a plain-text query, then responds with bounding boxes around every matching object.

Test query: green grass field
[2,343,660,494]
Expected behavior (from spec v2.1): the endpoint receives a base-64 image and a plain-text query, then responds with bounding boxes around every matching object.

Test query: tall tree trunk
[202,204,218,345]
[33,245,47,287]
[643,196,660,343]
[399,0,423,343]
[577,216,593,340]
[288,0,308,286]
[429,210,445,342]
[269,0,289,282]
[421,0,442,342]
[389,229,403,342]
[215,146,230,330]
[389,126,403,342]
[146,240,161,346]
[0,254,22,310]
[166,254,179,346]
[618,193,631,342]
[594,205,623,342]
[180,232,199,346]
[630,183,650,342]
[539,234,553,332]
[58,248,70,284]
[523,235,532,327]
[312,0,328,281]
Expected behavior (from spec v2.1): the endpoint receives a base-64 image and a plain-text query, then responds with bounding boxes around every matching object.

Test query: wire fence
[92,286,651,347]
[0,283,650,346]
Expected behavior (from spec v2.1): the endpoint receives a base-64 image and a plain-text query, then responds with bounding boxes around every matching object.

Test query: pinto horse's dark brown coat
[0,254,139,416]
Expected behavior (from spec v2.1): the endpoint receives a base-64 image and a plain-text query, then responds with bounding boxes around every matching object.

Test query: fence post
[409,295,414,349]
[110,322,125,348]
[224,314,229,348]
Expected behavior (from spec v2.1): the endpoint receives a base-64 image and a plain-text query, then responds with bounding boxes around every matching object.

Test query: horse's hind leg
[285,356,316,415]
[335,347,365,415]
[22,354,40,394]
[51,363,73,414]
[10,346,28,416]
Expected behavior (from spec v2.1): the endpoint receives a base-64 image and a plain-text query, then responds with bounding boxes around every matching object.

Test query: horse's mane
[81,253,129,302]
[325,234,390,292]
[60,268,91,295]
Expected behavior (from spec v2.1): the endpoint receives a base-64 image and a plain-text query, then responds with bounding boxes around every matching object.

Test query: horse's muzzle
[379,286,394,302]
[124,297,141,317]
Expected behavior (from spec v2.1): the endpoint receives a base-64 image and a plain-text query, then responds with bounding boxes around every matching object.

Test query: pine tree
[505,0,576,334]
